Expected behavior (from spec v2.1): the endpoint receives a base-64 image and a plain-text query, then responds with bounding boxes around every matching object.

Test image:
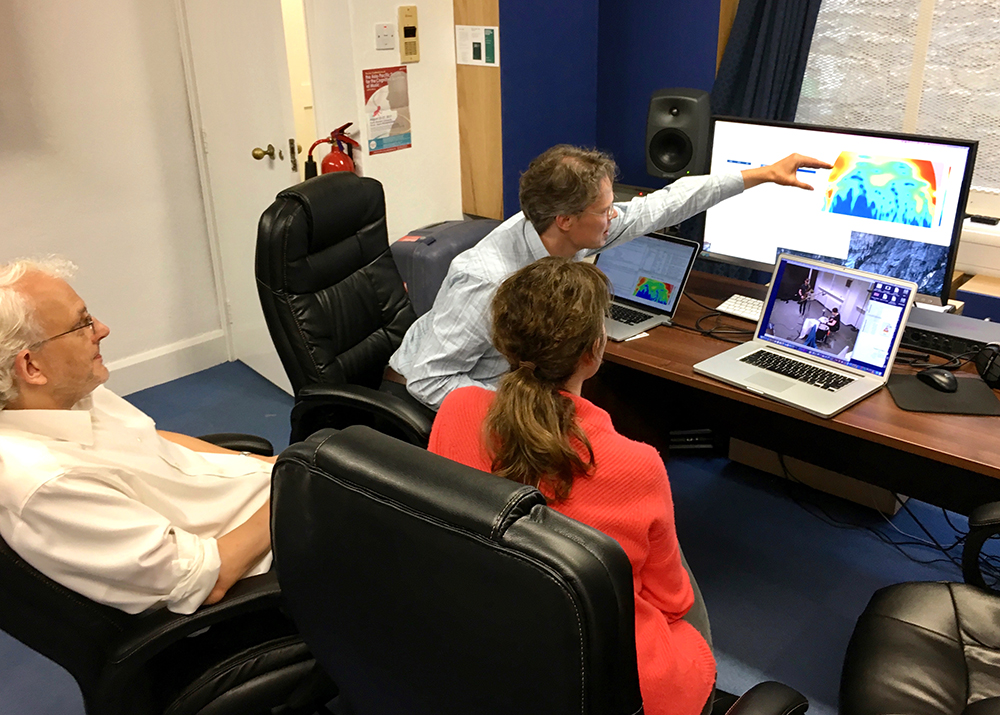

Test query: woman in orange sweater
[429,257,715,715]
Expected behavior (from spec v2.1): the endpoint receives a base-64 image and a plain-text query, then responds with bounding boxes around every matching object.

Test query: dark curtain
[711,0,823,120]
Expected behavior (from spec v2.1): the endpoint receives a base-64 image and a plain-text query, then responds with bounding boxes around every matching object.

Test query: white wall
[0,0,227,395]
[0,0,464,396]
[306,0,464,241]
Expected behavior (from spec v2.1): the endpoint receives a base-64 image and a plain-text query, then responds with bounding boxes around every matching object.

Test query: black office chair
[840,501,1000,715]
[0,434,335,715]
[256,171,434,447]
[272,426,808,715]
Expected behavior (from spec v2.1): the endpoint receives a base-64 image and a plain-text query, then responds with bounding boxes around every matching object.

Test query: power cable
[771,454,1000,577]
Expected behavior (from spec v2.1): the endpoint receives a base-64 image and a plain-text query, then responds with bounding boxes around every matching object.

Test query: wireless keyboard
[716,293,764,322]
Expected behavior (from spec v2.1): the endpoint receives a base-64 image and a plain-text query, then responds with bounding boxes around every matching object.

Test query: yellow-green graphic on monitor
[633,277,674,307]
[824,153,938,228]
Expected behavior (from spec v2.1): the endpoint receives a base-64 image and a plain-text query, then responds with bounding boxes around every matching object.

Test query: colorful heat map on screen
[824,153,938,228]
[633,277,674,307]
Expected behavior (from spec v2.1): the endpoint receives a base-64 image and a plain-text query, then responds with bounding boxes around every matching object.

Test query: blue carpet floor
[0,361,980,714]
[669,456,962,713]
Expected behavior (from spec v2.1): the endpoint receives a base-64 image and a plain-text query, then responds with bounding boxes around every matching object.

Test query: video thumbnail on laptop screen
[758,259,911,378]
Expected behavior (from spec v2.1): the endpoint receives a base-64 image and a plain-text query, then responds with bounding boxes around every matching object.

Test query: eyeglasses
[585,205,617,220]
[30,317,96,348]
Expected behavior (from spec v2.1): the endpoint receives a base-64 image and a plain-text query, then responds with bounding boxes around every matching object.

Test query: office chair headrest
[280,427,547,540]
[277,171,386,254]
[266,171,393,296]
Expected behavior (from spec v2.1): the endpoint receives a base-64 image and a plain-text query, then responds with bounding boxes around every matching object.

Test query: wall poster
[362,66,412,155]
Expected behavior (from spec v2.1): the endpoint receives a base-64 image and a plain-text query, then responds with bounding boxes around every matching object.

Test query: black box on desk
[955,275,1000,322]
[903,306,1000,356]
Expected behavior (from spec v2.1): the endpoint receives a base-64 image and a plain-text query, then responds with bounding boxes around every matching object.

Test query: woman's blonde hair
[486,257,611,501]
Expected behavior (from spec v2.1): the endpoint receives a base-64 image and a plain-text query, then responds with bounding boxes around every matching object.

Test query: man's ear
[12,349,48,388]
[553,214,576,232]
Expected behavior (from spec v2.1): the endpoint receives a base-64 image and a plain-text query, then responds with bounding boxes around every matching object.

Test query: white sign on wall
[455,25,499,67]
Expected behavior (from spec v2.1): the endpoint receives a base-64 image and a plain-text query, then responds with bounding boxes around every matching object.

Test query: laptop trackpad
[748,372,795,393]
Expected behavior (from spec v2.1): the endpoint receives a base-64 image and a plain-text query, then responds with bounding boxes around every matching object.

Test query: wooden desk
[593,272,1000,514]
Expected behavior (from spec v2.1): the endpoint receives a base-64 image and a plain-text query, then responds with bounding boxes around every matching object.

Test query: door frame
[172,0,237,361]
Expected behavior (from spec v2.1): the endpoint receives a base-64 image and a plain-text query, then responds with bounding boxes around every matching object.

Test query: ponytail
[485,257,611,502]
[485,365,594,501]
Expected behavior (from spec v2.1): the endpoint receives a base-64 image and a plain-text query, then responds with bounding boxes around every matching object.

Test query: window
[795,0,1000,199]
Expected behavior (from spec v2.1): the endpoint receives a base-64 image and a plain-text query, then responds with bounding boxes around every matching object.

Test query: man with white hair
[0,258,272,614]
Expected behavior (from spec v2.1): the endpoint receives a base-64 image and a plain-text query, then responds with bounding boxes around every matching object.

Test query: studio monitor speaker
[646,88,711,181]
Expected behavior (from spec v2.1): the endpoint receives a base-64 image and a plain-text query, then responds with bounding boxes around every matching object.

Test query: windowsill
[967,188,1000,218]
[957,218,1000,278]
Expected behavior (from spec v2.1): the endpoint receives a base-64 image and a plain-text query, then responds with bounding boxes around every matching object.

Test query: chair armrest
[725,682,809,715]
[108,571,282,667]
[963,501,1000,588]
[197,433,275,457]
[291,383,433,447]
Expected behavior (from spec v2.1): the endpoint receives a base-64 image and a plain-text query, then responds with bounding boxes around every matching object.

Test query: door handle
[251,144,276,160]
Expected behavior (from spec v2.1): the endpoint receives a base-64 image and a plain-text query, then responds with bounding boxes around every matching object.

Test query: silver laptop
[594,233,700,341]
[693,255,917,418]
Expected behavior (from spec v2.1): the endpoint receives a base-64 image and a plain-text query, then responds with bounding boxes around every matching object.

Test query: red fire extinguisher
[304,123,361,178]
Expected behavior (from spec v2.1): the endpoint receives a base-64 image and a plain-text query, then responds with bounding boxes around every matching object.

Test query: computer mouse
[916,367,959,393]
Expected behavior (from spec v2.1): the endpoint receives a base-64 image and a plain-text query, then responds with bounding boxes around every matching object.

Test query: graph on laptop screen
[702,117,977,304]
[597,234,698,313]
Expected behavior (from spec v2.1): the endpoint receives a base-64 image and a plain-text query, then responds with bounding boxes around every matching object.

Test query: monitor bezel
[701,115,979,305]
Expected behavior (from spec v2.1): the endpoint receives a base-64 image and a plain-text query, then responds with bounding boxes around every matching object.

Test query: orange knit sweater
[429,386,716,715]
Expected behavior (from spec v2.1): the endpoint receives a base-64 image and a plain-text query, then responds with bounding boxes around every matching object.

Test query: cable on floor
[772,454,1000,582]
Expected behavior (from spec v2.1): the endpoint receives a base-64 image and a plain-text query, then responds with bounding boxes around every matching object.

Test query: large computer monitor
[702,117,978,304]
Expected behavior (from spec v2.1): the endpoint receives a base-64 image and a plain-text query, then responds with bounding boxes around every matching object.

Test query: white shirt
[0,386,272,614]
[389,171,745,409]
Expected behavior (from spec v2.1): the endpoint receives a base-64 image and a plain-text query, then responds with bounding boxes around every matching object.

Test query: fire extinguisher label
[363,66,412,155]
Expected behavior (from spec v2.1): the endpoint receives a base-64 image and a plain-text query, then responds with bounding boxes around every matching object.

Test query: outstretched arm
[741,153,833,190]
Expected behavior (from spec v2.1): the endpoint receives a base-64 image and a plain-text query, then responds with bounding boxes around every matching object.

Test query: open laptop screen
[757,256,912,378]
[595,234,700,315]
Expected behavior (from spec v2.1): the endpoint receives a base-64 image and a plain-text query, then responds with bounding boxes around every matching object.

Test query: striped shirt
[389,171,745,409]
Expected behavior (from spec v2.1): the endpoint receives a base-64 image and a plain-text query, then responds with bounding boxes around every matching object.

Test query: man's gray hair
[0,257,77,409]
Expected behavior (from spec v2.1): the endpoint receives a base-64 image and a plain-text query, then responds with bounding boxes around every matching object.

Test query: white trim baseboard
[105,330,229,396]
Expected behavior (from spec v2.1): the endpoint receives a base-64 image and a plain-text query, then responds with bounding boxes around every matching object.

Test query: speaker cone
[649,128,693,174]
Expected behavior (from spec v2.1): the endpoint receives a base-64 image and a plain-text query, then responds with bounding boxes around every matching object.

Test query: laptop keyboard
[610,303,653,326]
[740,350,856,392]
